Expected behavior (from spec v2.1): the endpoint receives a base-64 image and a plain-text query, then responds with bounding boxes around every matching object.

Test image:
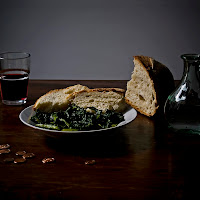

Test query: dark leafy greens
[30,104,125,131]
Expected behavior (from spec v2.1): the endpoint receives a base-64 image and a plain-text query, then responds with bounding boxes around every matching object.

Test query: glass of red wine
[0,52,31,105]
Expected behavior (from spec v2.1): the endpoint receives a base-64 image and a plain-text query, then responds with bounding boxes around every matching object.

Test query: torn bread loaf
[125,55,175,117]
[70,88,127,113]
[33,84,89,113]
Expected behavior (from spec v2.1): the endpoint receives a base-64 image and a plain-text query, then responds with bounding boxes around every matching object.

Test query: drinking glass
[0,52,31,105]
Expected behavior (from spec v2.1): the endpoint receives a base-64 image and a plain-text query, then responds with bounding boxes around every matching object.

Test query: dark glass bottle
[164,54,200,134]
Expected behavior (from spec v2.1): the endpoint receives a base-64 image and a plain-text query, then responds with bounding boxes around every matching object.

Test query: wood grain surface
[0,80,200,200]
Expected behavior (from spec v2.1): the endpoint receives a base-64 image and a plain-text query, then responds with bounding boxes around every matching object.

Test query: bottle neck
[181,54,200,86]
[183,60,200,82]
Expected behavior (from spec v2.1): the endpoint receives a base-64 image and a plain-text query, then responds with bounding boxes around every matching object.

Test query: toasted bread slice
[33,84,89,113]
[70,88,127,113]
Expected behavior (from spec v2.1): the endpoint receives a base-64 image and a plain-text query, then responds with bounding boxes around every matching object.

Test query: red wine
[0,73,29,101]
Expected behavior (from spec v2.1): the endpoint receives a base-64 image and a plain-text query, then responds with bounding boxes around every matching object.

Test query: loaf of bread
[125,56,175,117]
[33,84,89,113]
[70,88,127,113]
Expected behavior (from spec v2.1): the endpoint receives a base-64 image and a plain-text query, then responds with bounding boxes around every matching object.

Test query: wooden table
[1,80,200,200]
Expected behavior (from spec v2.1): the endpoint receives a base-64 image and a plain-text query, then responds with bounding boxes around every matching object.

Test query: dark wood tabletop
[1,80,200,200]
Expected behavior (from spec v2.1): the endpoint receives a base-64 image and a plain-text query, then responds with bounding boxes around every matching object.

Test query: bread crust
[72,88,125,96]
[125,55,175,117]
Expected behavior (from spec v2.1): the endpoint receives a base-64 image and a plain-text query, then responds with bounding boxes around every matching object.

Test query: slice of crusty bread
[33,84,89,113]
[125,56,175,117]
[70,88,127,113]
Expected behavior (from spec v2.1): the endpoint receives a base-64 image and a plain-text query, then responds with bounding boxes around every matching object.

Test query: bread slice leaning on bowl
[125,55,175,117]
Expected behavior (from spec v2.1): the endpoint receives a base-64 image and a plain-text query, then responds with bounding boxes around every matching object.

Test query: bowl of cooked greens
[19,104,137,135]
